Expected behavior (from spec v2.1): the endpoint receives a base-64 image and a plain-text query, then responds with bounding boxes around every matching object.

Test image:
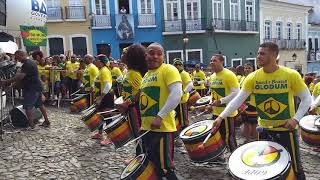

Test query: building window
[296,23,302,41]
[71,36,87,57]
[47,0,60,7]
[118,0,130,14]
[276,21,282,40]
[165,0,181,21]
[245,0,254,22]
[230,0,240,21]
[94,0,109,15]
[212,0,223,19]
[186,49,202,63]
[166,50,183,64]
[287,22,292,40]
[140,0,152,14]
[246,58,256,69]
[48,37,64,56]
[185,0,200,20]
[69,0,83,6]
[0,0,6,26]
[96,43,111,57]
[231,58,242,67]
[264,20,272,39]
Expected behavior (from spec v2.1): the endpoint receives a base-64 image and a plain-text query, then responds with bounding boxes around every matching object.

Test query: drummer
[206,54,240,153]
[91,55,115,146]
[140,43,182,179]
[192,64,207,97]
[116,44,147,160]
[110,59,123,98]
[212,42,311,179]
[82,54,99,105]
[173,58,193,131]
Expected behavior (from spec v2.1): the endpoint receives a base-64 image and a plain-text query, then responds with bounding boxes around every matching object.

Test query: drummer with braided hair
[140,43,182,179]
[212,42,311,179]
[116,44,147,158]
[82,54,99,105]
[91,55,115,146]
[173,58,193,132]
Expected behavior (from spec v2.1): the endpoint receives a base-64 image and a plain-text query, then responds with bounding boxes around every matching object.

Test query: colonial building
[260,0,311,73]
[89,0,163,59]
[161,0,260,67]
[45,0,93,56]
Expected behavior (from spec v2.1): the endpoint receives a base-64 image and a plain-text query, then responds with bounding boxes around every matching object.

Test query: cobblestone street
[0,107,319,179]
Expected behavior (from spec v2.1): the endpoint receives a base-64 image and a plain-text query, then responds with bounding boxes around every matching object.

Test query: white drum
[228,141,296,180]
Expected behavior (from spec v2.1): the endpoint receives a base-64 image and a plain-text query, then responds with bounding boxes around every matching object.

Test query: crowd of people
[2,41,320,179]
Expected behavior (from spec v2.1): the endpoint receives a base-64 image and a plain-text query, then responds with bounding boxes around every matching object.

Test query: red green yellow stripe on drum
[83,114,103,131]
[136,161,158,180]
[106,121,133,148]
[301,130,320,146]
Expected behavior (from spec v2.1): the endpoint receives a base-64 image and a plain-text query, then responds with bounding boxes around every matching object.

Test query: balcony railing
[212,18,258,32]
[163,18,206,32]
[263,38,306,49]
[65,6,86,20]
[91,14,111,28]
[138,14,156,27]
[47,7,63,21]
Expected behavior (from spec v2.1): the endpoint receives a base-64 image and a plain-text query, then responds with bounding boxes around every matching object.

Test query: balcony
[163,18,205,33]
[91,14,111,29]
[138,14,156,27]
[263,38,306,49]
[47,7,63,21]
[212,18,258,32]
[308,50,320,61]
[65,6,86,21]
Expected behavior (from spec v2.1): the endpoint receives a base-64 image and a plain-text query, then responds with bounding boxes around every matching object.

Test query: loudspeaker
[10,105,43,128]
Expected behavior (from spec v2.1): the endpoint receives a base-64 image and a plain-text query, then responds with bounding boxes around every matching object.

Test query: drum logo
[140,87,160,117]
[256,97,287,119]
[241,145,281,167]
[184,125,207,137]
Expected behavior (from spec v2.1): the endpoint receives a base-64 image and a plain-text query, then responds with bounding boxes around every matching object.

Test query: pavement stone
[0,106,318,179]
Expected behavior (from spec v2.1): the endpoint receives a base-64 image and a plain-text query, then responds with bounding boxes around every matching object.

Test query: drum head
[180,120,213,140]
[195,96,211,105]
[121,154,146,179]
[105,114,125,129]
[115,96,124,105]
[300,115,320,132]
[228,141,290,180]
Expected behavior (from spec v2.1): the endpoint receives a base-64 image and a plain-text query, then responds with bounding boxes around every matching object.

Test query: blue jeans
[23,91,43,110]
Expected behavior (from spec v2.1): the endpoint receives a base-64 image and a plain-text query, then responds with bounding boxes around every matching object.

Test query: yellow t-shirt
[140,64,182,132]
[38,65,50,80]
[95,66,112,98]
[309,82,315,93]
[180,70,192,103]
[122,70,142,101]
[312,82,320,114]
[242,66,307,131]
[111,67,122,81]
[66,61,80,80]
[192,70,206,90]
[83,63,99,91]
[208,68,239,117]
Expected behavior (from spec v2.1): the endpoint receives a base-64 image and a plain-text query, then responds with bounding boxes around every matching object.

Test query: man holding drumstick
[212,42,311,179]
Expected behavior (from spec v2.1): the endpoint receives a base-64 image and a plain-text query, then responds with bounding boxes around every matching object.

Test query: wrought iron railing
[65,6,86,20]
[91,14,111,27]
[47,7,63,21]
[138,14,156,26]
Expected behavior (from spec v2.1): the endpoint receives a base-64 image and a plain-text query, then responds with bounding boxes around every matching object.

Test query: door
[72,37,87,57]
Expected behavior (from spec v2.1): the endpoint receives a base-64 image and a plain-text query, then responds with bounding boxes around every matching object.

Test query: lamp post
[183,36,189,62]
[284,53,297,67]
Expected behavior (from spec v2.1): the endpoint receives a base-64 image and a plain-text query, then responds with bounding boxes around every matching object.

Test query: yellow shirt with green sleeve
[66,61,80,80]
[122,70,142,104]
[242,66,307,131]
[95,66,112,98]
[140,64,182,132]
[180,70,192,103]
[83,63,99,92]
[192,70,206,90]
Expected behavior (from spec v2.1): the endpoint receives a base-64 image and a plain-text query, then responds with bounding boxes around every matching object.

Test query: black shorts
[97,91,115,111]
[23,91,43,110]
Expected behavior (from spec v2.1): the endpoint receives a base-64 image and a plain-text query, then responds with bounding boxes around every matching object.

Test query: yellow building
[260,0,312,73]
[45,0,92,56]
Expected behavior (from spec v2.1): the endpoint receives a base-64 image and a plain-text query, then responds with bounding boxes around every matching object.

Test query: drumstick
[190,104,207,112]
[256,124,286,132]
[123,130,151,147]
[191,110,209,119]
[97,109,118,115]
[103,114,122,121]
[70,89,81,97]
[197,126,218,151]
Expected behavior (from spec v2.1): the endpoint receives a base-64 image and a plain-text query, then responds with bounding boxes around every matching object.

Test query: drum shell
[121,154,158,180]
[105,116,134,149]
[81,109,103,131]
[71,94,89,112]
[180,128,226,162]
[300,128,320,146]
[188,90,201,106]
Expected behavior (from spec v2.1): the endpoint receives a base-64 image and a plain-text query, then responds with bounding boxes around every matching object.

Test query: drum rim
[120,154,146,179]
[195,96,211,105]
[179,120,214,140]
[81,108,98,121]
[300,115,320,132]
[228,141,290,180]
[105,114,126,129]
[190,146,226,163]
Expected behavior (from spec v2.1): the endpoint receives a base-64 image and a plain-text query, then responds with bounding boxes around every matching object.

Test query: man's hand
[212,116,223,131]
[116,101,129,113]
[284,119,298,131]
[205,104,213,112]
[309,105,317,115]
[211,99,221,107]
[151,115,163,130]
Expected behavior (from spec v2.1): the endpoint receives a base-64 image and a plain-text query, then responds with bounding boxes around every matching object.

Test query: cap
[173,58,183,65]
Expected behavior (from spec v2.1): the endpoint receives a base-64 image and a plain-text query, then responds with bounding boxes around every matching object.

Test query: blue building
[89,0,163,59]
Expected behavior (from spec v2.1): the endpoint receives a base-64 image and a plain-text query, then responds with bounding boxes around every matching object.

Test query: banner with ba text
[20,25,48,46]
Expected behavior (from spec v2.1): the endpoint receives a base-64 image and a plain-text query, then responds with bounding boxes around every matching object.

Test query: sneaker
[91,133,102,140]
[100,139,112,146]
[39,121,50,128]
